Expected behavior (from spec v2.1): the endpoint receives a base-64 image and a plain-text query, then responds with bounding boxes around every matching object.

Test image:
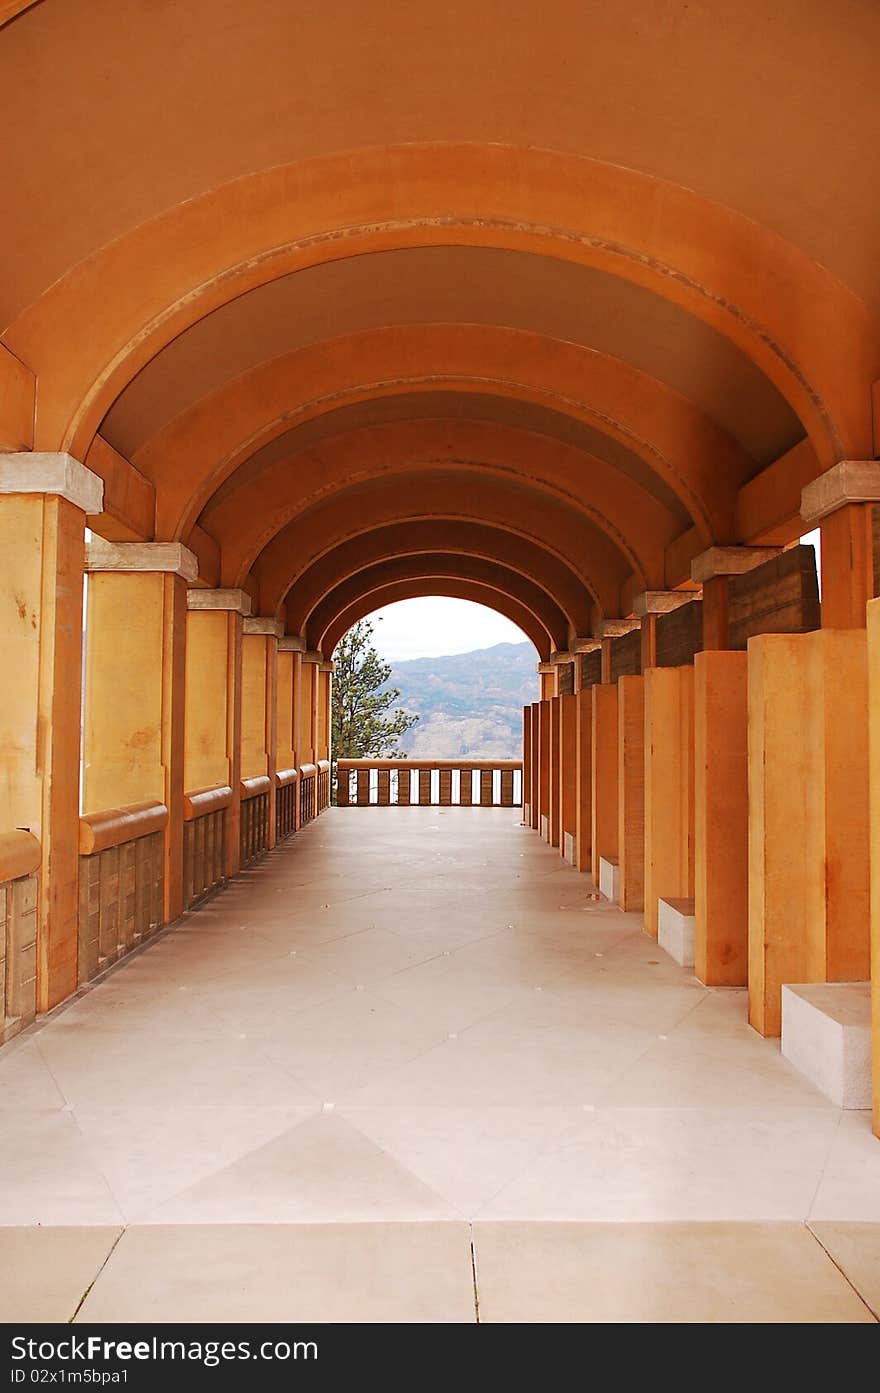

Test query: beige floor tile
[0,1040,66,1109]
[72,1105,320,1221]
[252,988,448,1099]
[809,1112,880,1219]
[0,1227,122,1322]
[477,1107,840,1220]
[472,1221,876,1322]
[78,1222,475,1323]
[139,1112,456,1223]
[372,953,533,1033]
[0,1112,124,1224]
[808,1222,880,1317]
[340,1105,588,1215]
[34,1029,319,1109]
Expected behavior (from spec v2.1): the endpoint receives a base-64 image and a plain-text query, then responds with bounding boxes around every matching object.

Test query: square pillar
[280,636,306,829]
[242,618,282,849]
[617,674,645,911]
[558,693,577,861]
[0,454,102,1009]
[575,688,592,872]
[84,540,195,925]
[693,650,748,986]
[865,597,880,1135]
[590,683,618,882]
[522,705,532,825]
[537,699,551,841]
[529,702,540,831]
[185,589,249,877]
[633,591,692,670]
[548,695,561,847]
[802,462,880,629]
[644,666,695,940]
[748,630,870,1036]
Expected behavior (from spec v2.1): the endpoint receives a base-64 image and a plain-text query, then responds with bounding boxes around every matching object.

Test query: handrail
[240,775,272,800]
[337,758,521,770]
[317,759,331,772]
[275,766,300,788]
[183,785,232,820]
[298,763,317,779]
[0,830,40,882]
[79,800,168,855]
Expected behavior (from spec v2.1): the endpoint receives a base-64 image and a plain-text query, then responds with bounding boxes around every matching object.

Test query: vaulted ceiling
[2,0,878,652]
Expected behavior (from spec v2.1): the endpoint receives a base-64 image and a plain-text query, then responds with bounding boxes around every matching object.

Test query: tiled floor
[1,808,878,1321]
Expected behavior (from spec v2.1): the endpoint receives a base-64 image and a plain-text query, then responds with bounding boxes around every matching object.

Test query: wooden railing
[276,767,299,841]
[1,830,40,1044]
[318,759,331,812]
[183,785,230,908]
[299,763,316,825]
[240,775,271,867]
[336,759,523,807]
[78,801,167,983]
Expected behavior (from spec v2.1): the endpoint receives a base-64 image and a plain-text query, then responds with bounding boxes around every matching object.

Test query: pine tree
[331,620,419,775]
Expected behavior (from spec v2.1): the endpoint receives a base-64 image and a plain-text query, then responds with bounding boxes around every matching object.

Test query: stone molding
[0,452,104,515]
[86,540,198,581]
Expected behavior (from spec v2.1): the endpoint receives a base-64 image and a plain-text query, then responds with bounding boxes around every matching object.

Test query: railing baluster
[335,760,522,808]
[418,768,432,805]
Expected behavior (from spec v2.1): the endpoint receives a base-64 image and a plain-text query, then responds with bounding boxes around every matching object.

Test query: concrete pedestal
[658,897,696,968]
[540,814,549,841]
[599,857,620,903]
[563,831,576,866]
[781,983,871,1109]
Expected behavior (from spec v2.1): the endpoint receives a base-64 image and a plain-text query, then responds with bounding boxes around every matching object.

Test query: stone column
[643,665,695,939]
[547,695,561,847]
[865,597,880,1136]
[801,460,880,629]
[278,636,305,828]
[748,629,869,1035]
[0,453,103,1009]
[558,692,578,864]
[591,683,618,883]
[690,547,783,650]
[617,674,645,911]
[537,700,551,840]
[522,705,533,826]
[185,588,250,877]
[84,540,195,925]
[529,702,540,831]
[242,617,282,849]
[317,661,334,763]
[692,650,749,986]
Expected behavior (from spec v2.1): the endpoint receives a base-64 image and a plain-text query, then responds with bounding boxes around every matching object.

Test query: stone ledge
[658,896,695,968]
[0,452,104,515]
[781,982,871,1109]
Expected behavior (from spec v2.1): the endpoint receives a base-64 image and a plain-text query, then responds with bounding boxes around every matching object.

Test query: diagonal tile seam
[67,1104,324,1226]
[69,1227,126,1324]
[804,1222,880,1321]
[804,1111,844,1223]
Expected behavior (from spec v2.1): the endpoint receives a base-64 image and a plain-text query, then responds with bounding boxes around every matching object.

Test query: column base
[781,983,871,1108]
[658,897,696,967]
[562,831,576,866]
[598,857,619,903]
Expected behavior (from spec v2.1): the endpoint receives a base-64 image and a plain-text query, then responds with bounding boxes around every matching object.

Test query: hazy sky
[366,597,530,662]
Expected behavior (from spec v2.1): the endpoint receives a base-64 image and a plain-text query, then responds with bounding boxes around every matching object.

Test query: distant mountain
[380,641,539,758]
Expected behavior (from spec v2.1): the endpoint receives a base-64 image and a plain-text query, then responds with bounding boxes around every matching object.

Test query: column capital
[800,460,880,527]
[632,590,694,618]
[301,649,324,664]
[690,546,782,584]
[0,452,103,514]
[186,587,252,615]
[278,635,306,653]
[600,619,640,638]
[242,616,284,638]
[536,662,556,675]
[86,540,198,580]
[570,637,602,653]
[318,660,336,673]
[549,650,576,664]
